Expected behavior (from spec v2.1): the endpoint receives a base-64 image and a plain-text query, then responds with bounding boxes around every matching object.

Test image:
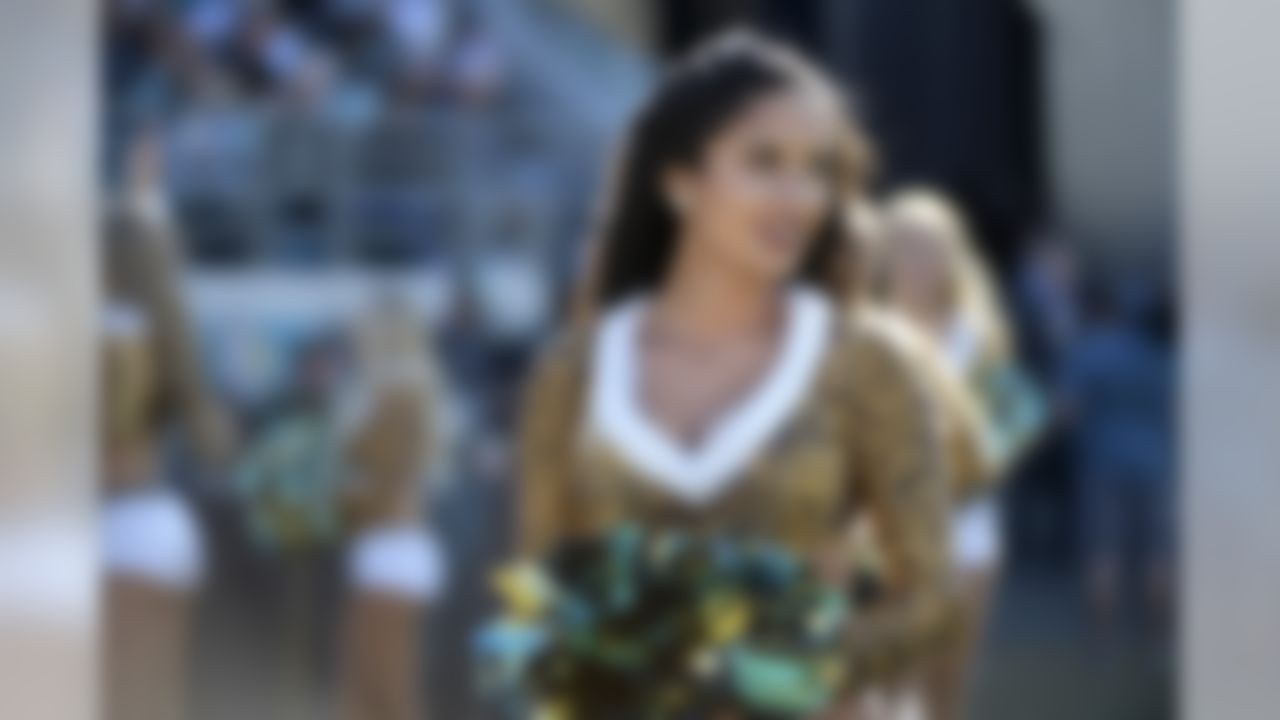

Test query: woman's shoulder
[521,321,599,419]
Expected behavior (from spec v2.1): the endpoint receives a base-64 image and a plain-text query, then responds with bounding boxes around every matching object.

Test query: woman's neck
[651,242,784,346]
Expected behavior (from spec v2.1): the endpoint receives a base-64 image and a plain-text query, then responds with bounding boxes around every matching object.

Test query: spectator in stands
[448,8,508,108]
[228,5,310,93]
[383,0,453,76]
[183,0,246,56]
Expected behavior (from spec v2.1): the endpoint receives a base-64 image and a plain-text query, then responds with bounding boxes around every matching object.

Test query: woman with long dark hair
[516,30,955,716]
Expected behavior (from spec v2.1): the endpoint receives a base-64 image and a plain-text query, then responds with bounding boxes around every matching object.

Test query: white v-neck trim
[588,286,834,506]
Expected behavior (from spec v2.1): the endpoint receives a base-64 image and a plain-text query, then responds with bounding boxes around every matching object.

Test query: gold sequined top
[515,296,958,689]
[860,306,995,503]
[102,195,226,490]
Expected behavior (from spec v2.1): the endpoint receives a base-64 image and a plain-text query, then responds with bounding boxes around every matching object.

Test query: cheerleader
[516,30,957,718]
[101,135,231,720]
[878,189,1045,720]
[336,299,447,720]
[846,200,995,510]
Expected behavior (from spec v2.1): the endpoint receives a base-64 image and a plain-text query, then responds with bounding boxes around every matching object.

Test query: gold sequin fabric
[514,311,960,690]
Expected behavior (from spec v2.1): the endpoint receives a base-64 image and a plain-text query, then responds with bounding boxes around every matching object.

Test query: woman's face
[882,217,954,326]
[669,86,842,287]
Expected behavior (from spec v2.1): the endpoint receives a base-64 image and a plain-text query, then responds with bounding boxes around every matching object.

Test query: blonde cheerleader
[101,135,231,720]
[878,188,1045,720]
[336,299,447,720]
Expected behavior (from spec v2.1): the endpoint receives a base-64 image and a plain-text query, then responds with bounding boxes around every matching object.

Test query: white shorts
[841,687,927,720]
[347,525,446,603]
[950,497,1003,572]
[102,488,205,591]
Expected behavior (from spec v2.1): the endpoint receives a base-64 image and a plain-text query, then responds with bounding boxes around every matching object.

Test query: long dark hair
[580,30,873,318]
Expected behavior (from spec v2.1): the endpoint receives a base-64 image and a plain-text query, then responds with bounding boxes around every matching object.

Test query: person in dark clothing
[1061,278,1176,637]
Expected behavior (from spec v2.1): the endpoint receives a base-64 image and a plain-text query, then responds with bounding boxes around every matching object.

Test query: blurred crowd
[105,0,590,270]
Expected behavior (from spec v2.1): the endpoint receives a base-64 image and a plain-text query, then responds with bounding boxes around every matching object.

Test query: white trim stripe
[588,287,833,506]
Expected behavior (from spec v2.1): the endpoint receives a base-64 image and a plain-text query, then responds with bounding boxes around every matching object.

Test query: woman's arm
[515,333,586,557]
[915,334,996,502]
[850,309,995,504]
[841,322,957,689]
